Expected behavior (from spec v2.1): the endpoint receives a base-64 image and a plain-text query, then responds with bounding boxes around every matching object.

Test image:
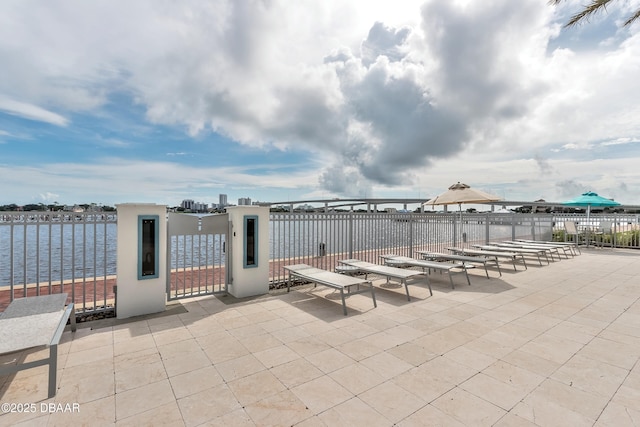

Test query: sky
[1,0,639,209]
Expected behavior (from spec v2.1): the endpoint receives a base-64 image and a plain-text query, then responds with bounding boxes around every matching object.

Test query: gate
[166,213,231,300]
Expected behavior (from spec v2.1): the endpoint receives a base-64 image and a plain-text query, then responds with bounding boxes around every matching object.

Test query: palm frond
[623,8,640,26]
[564,0,615,28]
[551,0,640,28]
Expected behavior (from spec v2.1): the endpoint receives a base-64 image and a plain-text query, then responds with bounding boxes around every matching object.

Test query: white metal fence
[1,210,636,313]
[552,213,640,248]
[268,212,555,285]
[0,211,117,315]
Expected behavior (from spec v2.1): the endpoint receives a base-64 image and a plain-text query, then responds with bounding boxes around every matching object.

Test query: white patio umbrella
[423,182,502,244]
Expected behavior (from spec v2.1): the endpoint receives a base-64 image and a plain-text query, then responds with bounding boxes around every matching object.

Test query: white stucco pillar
[225,206,270,298]
[115,203,167,319]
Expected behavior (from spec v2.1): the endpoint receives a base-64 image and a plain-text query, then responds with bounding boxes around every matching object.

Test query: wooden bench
[283,264,376,315]
[0,293,76,398]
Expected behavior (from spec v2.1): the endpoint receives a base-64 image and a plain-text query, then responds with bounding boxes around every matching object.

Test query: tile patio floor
[1,248,640,426]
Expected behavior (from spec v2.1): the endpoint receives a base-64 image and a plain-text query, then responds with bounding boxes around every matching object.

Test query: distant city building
[271,205,291,212]
[63,205,85,212]
[195,202,208,212]
[181,199,195,210]
[181,199,208,213]
[238,197,252,206]
[295,204,315,212]
[219,194,228,208]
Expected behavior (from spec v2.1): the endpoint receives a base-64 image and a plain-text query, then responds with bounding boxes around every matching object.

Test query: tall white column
[225,206,270,298]
[115,203,167,319]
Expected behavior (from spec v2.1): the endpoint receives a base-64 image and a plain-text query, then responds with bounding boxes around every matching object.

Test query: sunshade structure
[563,191,621,247]
[423,182,502,245]
[423,182,503,207]
[563,191,621,210]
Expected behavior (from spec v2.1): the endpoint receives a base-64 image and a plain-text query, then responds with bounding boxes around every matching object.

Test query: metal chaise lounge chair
[416,250,502,278]
[514,239,578,257]
[474,244,548,266]
[338,259,431,301]
[0,293,76,399]
[447,247,527,271]
[506,241,569,259]
[378,254,471,289]
[497,241,562,261]
[283,264,377,315]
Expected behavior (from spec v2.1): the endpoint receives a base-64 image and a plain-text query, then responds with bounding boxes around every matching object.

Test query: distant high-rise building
[219,194,228,207]
[194,202,208,212]
[181,199,208,212]
[181,199,195,210]
[238,197,251,206]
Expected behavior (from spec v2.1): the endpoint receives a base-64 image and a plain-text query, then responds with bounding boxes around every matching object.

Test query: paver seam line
[592,357,640,425]
[492,259,640,425]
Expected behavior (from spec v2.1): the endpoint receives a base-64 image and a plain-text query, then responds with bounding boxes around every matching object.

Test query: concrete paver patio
[1,248,639,426]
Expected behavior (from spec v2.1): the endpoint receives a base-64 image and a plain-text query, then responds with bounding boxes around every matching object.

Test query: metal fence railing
[1,210,636,311]
[552,213,640,248]
[268,212,555,286]
[0,211,117,315]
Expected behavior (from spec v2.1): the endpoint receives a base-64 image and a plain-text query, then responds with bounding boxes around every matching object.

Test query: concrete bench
[0,294,76,398]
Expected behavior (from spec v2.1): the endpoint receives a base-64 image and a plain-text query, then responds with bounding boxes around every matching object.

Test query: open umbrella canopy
[563,191,621,208]
[423,182,502,206]
[563,192,620,247]
[423,182,501,245]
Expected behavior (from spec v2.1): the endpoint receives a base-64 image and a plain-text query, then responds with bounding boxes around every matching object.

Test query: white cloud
[412,150,640,203]
[0,96,68,126]
[557,143,593,151]
[38,192,60,203]
[1,0,639,203]
[0,158,320,205]
[601,137,640,146]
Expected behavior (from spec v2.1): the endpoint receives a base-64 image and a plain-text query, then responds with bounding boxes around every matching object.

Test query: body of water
[1,212,555,287]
